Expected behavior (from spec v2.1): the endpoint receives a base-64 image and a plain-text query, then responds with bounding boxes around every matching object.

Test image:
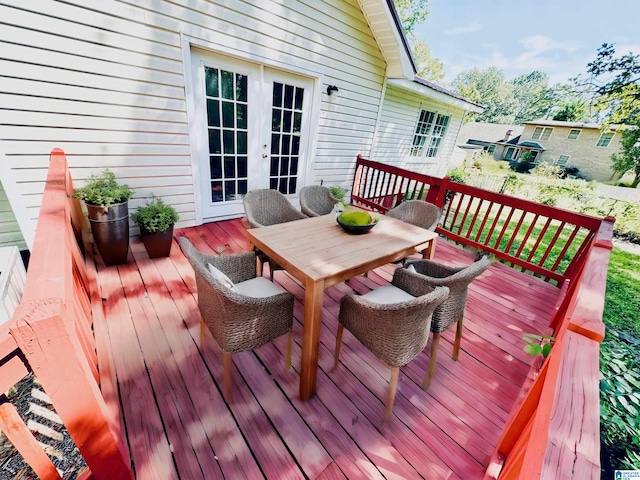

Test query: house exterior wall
[0,182,27,251]
[371,84,465,178]
[521,124,622,181]
[0,0,470,249]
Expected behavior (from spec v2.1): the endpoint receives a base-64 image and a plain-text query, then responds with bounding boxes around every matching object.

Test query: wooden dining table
[246,209,438,401]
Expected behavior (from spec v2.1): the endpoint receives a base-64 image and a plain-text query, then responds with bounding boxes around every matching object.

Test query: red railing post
[2,149,132,480]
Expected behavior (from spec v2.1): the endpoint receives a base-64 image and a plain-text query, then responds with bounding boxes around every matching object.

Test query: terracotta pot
[140,225,174,258]
[87,202,129,266]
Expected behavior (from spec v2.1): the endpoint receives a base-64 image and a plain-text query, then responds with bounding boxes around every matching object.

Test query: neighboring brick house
[495,120,624,181]
[453,120,624,181]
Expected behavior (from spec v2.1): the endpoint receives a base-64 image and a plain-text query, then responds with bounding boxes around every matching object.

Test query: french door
[191,50,314,220]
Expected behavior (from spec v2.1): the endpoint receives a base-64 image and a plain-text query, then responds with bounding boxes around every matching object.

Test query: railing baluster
[351,155,604,282]
[527,217,553,263]
[475,201,495,244]
[515,214,540,258]
[494,207,515,250]
[548,224,578,271]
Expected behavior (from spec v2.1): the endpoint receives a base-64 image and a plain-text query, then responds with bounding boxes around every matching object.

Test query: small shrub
[509,153,536,174]
[328,186,346,202]
[73,169,134,207]
[532,161,563,179]
[131,195,179,233]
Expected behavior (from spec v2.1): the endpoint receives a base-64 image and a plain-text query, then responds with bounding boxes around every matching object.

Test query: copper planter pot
[87,202,129,266]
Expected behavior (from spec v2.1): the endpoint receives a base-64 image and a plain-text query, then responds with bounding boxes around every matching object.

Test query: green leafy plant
[130,195,179,233]
[522,333,555,358]
[73,169,134,207]
[328,186,346,202]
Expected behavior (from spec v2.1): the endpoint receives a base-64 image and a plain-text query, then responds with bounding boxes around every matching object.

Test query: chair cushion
[361,285,415,304]
[235,277,287,298]
[208,263,238,292]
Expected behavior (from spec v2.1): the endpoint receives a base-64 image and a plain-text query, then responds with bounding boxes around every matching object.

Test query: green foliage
[531,161,563,179]
[73,169,134,207]
[411,39,445,82]
[328,186,346,202]
[130,195,179,233]
[447,168,467,184]
[552,100,590,122]
[337,211,376,226]
[584,43,640,124]
[522,333,555,358]
[509,151,536,173]
[393,0,429,34]
[611,122,640,188]
[600,339,640,473]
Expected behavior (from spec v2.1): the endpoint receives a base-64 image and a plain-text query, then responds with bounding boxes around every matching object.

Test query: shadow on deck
[96,218,559,479]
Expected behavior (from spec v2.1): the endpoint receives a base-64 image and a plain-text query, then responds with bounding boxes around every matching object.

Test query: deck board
[94,218,559,479]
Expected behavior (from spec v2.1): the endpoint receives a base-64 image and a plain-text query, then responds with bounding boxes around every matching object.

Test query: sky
[415,0,640,87]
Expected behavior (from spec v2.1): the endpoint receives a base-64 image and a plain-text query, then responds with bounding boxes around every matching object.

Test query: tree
[552,100,590,122]
[611,123,640,187]
[411,40,445,82]
[451,67,519,123]
[581,43,640,123]
[511,71,561,124]
[393,0,430,34]
[393,1,446,84]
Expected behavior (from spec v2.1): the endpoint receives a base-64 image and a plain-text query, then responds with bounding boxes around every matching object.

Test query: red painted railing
[351,155,609,479]
[351,155,603,284]
[0,149,132,480]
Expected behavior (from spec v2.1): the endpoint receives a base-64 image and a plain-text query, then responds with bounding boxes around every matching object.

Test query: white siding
[0,183,27,250]
[371,84,465,177]
[0,0,391,237]
[1,0,471,241]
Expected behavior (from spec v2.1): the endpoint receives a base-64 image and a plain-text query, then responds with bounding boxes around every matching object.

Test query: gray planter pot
[87,201,129,266]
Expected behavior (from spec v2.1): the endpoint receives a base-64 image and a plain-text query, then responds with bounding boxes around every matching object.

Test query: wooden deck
[94,218,560,480]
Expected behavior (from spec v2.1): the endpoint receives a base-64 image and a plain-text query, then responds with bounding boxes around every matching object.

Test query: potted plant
[131,195,179,258]
[74,169,134,266]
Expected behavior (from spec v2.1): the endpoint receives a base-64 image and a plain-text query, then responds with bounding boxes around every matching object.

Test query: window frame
[409,109,450,160]
[556,155,570,166]
[504,146,518,160]
[596,132,614,147]
[566,129,581,140]
[532,126,553,141]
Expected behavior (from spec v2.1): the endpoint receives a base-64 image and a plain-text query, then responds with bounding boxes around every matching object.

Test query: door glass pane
[238,157,248,177]
[204,65,248,203]
[269,82,304,195]
[207,99,220,127]
[205,68,219,97]
[210,156,222,179]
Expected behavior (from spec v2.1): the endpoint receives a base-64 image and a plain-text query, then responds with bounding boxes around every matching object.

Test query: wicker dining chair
[242,188,307,280]
[334,267,449,422]
[178,236,295,402]
[299,185,340,217]
[385,200,441,259]
[404,255,492,389]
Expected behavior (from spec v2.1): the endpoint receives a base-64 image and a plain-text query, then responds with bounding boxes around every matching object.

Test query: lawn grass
[603,247,640,337]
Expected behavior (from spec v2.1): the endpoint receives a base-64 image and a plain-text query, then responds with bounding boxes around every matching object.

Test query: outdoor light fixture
[326,85,339,96]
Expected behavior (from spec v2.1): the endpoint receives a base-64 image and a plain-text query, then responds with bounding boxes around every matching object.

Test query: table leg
[299,280,324,401]
[424,237,437,260]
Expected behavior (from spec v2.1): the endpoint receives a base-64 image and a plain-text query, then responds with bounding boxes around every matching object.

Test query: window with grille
[204,66,248,203]
[410,110,450,158]
[532,127,553,141]
[596,132,614,147]
[567,129,581,140]
[504,147,517,160]
[269,82,304,194]
[556,155,570,166]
